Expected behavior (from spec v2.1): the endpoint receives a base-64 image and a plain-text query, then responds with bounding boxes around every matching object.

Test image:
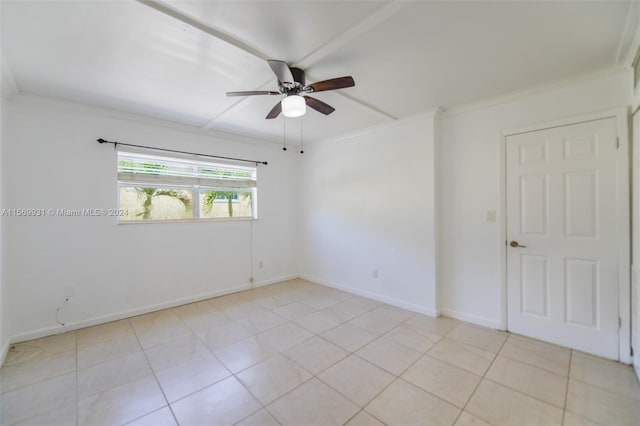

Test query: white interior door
[506,117,619,359]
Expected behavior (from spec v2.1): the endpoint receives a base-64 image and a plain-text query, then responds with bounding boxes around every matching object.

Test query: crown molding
[7,92,288,149]
[440,66,630,119]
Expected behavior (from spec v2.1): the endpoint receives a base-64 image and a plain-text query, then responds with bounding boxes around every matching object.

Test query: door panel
[565,258,598,327]
[520,254,549,317]
[520,174,548,235]
[506,117,618,359]
[565,171,598,237]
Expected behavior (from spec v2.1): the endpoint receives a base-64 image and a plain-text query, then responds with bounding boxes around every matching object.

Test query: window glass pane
[118,157,195,178]
[199,189,253,219]
[117,151,257,223]
[119,186,193,221]
[118,153,256,182]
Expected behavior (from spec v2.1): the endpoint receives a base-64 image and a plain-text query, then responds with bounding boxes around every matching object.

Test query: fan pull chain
[300,116,304,154]
[282,116,287,151]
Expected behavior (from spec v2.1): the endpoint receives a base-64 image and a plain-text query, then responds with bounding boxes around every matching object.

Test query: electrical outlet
[258,260,264,269]
[485,210,496,223]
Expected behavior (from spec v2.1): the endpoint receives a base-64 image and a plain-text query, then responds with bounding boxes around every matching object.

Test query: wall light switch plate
[485,210,496,223]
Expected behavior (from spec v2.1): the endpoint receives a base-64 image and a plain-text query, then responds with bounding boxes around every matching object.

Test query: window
[117,151,257,222]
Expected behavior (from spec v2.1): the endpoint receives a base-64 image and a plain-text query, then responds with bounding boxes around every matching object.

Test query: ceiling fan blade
[307,76,355,93]
[226,90,280,97]
[265,101,282,119]
[267,60,294,84]
[304,96,335,115]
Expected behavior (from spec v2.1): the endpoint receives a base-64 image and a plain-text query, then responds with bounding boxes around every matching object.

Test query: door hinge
[631,346,634,357]
[619,317,622,328]
[616,137,620,149]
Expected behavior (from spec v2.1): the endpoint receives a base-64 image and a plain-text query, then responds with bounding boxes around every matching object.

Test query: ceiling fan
[226,60,355,119]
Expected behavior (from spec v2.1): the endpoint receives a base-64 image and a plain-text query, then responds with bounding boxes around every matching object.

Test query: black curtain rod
[96,138,268,166]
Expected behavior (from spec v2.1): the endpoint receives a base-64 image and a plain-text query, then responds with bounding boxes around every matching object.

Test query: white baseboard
[9,283,255,344]
[440,308,503,330]
[10,274,303,344]
[301,274,439,317]
[0,338,10,367]
[254,273,300,288]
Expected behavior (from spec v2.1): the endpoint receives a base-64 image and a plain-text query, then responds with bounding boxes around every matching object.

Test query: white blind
[117,151,257,188]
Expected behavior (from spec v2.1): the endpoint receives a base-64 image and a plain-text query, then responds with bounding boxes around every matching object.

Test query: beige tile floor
[1,279,639,426]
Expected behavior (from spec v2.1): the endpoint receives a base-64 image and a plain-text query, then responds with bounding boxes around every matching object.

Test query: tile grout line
[568,375,640,398]
[450,327,510,425]
[341,409,366,426]
[436,339,572,398]
[160,308,270,425]
[236,296,457,425]
[227,309,329,426]
[561,350,573,425]
[329,315,440,425]
[341,348,427,426]
[127,317,181,426]
[1,344,78,394]
[472,336,573,414]
[480,376,567,412]
[301,298,385,337]
[232,305,416,425]
[497,341,571,377]
[231,347,313,426]
[342,408,388,426]
[458,339,574,417]
[231,313,356,424]
[369,321,502,423]
[422,343,489,377]
[20,282,633,426]
[480,340,637,415]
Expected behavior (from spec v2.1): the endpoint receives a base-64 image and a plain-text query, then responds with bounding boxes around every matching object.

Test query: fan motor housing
[290,67,305,86]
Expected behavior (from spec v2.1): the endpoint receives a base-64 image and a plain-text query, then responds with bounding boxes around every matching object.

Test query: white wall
[438,68,631,328]
[0,72,8,361]
[631,65,640,378]
[5,94,299,341]
[632,111,640,378]
[299,112,439,315]
[1,0,12,358]
[2,67,634,357]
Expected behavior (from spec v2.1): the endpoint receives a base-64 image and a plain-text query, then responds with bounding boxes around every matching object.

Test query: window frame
[116,150,258,223]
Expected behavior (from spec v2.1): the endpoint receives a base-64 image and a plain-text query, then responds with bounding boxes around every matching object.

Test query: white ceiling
[1,0,637,144]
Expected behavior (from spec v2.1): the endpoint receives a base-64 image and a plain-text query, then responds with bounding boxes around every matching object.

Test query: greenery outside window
[118,151,257,222]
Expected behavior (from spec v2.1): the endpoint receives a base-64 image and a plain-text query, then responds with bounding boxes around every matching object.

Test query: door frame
[498,108,631,363]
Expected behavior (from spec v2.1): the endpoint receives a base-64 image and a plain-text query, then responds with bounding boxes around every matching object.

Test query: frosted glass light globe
[281,95,306,118]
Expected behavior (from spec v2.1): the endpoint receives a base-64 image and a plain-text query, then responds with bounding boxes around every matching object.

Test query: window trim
[117,150,258,223]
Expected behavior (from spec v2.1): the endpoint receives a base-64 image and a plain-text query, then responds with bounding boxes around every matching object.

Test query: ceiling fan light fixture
[281,95,306,118]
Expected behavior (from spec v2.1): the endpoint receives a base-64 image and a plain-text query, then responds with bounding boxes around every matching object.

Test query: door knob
[510,241,526,248]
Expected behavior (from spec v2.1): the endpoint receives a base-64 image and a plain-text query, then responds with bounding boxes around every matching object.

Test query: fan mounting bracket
[278,67,306,94]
